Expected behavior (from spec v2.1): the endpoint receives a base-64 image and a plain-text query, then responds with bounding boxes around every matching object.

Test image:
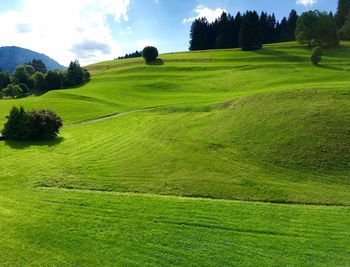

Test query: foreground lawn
[0,188,349,266]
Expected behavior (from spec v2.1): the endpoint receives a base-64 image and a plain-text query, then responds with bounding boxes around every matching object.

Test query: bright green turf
[0,42,349,266]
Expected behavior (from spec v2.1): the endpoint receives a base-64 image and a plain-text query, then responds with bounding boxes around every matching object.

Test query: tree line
[189,0,350,51]
[189,10,299,51]
[0,59,90,99]
[116,50,142,60]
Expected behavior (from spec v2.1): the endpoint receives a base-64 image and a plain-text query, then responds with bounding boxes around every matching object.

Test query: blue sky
[0,0,337,65]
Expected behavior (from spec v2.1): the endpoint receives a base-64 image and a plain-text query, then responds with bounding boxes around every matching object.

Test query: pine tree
[279,17,289,42]
[232,12,242,48]
[260,12,269,43]
[189,18,210,51]
[336,0,350,28]
[267,14,277,43]
[287,10,299,41]
[239,11,262,51]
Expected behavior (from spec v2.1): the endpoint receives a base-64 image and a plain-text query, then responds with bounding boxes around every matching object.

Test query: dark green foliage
[286,10,299,41]
[189,10,298,51]
[1,106,63,140]
[338,15,350,40]
[12,65,35,89]
[0,61,90,99]
[25,109,63,140]
[66,60,90,86]
[215,12,234,49]
[189,18,210,51]
[44,71,64,90]
[117,51,142,60]
[240,11,262,51]
[296,11,339,47]
[18,83,29,94]
[0,71,11,90]
[1,107,29,139]
[26,59,47,73]
[33,72,46,91]
[0,84,25,99]
[311,46,323,65]
[335,0,350,28]
[142,46,159,62]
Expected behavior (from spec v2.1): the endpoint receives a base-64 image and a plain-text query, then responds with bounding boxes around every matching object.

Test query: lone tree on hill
[239,11,262,51]
[142,46,159,62]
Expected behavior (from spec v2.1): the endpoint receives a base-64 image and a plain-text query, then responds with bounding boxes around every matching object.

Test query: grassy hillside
[0,42,349,266]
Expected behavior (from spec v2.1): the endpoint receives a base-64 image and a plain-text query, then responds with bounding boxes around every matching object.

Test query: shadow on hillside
[27,80,91,97]
[252,48,305,62]
[4,137,64,150]
[146,58,164,66]
[317,64,346,72]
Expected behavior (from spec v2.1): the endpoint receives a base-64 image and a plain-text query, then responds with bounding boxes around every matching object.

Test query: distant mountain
[0,46,64,73]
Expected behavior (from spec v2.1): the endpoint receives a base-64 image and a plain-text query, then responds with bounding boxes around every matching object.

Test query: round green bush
[142,46,159,62]
[1,106,63,140]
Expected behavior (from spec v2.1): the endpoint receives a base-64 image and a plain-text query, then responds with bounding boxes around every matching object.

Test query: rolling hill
[0,46,64,73]
[0,42,349,266]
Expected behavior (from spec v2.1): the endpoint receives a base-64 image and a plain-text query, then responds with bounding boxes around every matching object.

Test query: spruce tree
[189,18,210,51]
[287,10,299,41]
[239,11,262,51]
[336,0,350,28]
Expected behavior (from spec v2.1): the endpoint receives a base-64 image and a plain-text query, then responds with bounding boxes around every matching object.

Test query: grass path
[65,107,158,126]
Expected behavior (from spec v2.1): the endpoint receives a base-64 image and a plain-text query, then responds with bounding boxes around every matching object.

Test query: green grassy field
[0,42,349,266]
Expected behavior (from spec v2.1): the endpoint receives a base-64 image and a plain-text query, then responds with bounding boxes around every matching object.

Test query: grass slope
[0,42,349,266]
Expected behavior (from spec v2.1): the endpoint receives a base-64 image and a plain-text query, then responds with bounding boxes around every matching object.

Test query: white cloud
[296,0,317,6]
[0,0,130,65]
[182,5,227,24]
[119,26,133,36]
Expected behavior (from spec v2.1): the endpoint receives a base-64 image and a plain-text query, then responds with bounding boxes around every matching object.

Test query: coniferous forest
[189,10,299,51]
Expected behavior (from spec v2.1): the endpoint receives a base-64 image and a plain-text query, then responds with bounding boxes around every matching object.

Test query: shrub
[1,84,25,99]
[25,109,63,140]
[311,46,322,65]
[1,107,29,139]
[142,46,159,62]
[1,107,63,140]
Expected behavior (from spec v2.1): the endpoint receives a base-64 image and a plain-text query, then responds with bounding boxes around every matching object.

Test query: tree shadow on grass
[252,48,305,62]
[146,58,164,66]
[316,64,347,72]
[3,137,64,150]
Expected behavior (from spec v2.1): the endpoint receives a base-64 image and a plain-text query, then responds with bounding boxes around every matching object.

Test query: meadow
[0,42,349,266]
